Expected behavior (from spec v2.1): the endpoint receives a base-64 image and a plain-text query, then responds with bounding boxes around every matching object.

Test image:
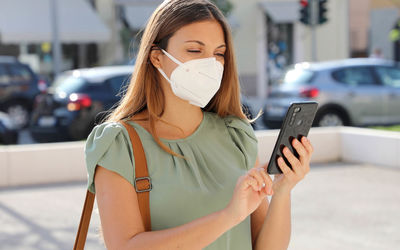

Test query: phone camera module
[294,107,301,113]
[296,119,303,126]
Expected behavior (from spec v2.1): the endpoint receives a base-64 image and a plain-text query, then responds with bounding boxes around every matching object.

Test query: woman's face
[153,19,226,78]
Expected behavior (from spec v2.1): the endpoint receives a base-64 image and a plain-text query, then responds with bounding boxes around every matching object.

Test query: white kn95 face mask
[157,48,224,108]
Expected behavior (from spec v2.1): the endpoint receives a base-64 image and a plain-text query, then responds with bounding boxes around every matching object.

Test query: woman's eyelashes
[186,49,225,58]
[187,49,201,53]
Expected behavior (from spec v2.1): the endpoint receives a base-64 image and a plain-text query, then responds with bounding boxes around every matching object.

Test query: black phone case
[267,102,318,175]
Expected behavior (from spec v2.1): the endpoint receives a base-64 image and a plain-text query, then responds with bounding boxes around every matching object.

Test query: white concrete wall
[255,127,342,165]
[0,127,399,187]
[340,127,400,167]
[0,142,86,187]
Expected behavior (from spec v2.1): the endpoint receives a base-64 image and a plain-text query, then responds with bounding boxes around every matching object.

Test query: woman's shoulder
[84,121,128,155]
[206,111,258,170]
[84,121,135,193]
[206,111,257,142]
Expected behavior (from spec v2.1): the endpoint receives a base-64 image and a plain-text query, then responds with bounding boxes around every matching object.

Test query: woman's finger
[248,168,266,191]
[245,175,259,192]
[292,138,309,164]
[301,136,314,154]
[259,168,274,194]
[282,147,303,176]
[277,156,293,177]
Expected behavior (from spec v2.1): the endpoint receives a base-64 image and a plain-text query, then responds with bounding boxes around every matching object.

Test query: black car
[29,66,133,142]
[0,56,46,129]
[0,111,18,144]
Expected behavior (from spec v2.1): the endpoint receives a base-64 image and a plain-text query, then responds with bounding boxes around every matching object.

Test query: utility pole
[311,0,318,62]
[50,0,62,78]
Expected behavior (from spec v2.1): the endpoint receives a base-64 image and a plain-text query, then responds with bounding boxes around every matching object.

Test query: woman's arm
[253,191,291,250]
[94,166,241,250]
[250,158,291,250]
[251,136,314,250]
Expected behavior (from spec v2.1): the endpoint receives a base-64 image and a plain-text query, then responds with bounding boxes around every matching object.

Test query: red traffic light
[300,0,308,7]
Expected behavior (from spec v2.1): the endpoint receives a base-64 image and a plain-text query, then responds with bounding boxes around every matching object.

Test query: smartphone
[267,102,318,175]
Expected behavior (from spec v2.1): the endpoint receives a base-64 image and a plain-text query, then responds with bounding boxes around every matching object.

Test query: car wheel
[314,110,346,127]
[6,102,30,130]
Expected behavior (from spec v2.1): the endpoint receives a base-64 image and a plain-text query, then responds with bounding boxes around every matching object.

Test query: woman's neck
[157,101,204,138]
[133,102,204,139]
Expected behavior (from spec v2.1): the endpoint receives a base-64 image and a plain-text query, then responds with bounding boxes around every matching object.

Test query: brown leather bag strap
[73,190,95,250]
[120,120,152,231]
[73,121,151,250]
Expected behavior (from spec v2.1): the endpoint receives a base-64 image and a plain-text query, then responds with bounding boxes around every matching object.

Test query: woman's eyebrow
[184,40,226,49]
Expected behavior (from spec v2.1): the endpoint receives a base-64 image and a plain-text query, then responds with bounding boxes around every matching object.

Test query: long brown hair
[105,0,257,157]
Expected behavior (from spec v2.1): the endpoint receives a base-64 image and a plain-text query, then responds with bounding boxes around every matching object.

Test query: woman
[85,0,313,249]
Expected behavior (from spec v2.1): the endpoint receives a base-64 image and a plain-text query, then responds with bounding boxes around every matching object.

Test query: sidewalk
[0,162,399,250]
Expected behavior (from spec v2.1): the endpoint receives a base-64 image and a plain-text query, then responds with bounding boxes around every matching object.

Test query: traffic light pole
[50,0,62,78]
[311,0,318,62]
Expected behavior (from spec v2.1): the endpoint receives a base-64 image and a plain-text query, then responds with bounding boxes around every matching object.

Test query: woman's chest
[143,141,247,230]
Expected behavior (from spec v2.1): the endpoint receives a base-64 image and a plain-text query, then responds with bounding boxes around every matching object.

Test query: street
[0,162,399,250]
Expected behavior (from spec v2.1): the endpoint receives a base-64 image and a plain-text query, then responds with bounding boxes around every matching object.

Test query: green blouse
[84,111,258,250]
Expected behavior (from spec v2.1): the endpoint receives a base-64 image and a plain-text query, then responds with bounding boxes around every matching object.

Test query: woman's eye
[216,53,225,57]
[187,50,201,53]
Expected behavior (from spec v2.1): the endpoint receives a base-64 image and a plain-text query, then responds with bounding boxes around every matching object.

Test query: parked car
[29,66,133,142]
[0,111,18,145]
[263,58,400,129]
[0,56,47,129]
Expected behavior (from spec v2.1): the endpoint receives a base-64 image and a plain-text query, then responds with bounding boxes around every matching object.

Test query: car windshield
[277,68,314,87]
[50,74,86,94]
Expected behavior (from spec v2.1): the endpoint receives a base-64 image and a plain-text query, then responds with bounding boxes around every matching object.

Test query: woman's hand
[272,136,313,195]
[225,163,273,224]
[225,136,314,224]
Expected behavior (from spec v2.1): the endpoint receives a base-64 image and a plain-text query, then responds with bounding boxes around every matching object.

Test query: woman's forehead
[169,20,225,46]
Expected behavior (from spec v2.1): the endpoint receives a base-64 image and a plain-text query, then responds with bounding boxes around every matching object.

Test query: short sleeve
[84,122,135,194]
[224,116,258,170]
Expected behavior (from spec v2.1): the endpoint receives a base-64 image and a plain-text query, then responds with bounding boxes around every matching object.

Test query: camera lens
[294,107,301,113]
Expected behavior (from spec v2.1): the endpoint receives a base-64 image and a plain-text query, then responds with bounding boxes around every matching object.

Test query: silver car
[263,58,400,128]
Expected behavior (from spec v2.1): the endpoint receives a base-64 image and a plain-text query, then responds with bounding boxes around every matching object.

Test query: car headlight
[0,112,15,130]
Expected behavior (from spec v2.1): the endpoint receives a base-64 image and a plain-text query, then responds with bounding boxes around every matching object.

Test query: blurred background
[0,0,400,144]
[0,0,399,250]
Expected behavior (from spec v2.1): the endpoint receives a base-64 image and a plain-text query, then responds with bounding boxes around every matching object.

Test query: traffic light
[318,0,328,24]
[299,0,310,25]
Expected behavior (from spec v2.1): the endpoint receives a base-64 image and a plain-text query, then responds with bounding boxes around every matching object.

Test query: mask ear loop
[157,67,174,86]
[160,49,184,67]
[151,47,175,86]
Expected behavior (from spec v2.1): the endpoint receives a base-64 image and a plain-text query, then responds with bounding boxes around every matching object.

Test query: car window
[107,75,130,96]
[6,64,33,83]
[278,68,315,87]
[0,64,10,84]
[51,75,87,94]
[375,66,400,88]
[332,67,376,86]
[82,82,109,93]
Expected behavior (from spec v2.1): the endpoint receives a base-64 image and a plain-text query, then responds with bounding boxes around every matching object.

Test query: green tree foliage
[210,0,233,17]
